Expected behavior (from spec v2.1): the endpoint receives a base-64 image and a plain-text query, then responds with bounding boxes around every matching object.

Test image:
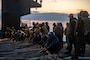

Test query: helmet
[48,32,55,36]
[79,11,89,17]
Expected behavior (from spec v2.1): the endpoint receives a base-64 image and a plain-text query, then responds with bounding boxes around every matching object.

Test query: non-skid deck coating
[0,38,90,60]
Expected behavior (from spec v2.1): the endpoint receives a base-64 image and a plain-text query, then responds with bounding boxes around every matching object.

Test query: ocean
[21,12,70,30]
[0,12,70,29]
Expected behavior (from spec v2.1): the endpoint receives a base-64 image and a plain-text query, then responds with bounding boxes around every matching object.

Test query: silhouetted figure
[41,22,48,34]
[10,26,16,41]
[65,23,70,49]
[20,23,25,30]
[32,24,41,44]
[54,23,63,49]
[80,11,90,45]
[24,24,30,37]
[72,11,89,59]
[53,23,56,32]
[65,14,77,56]
[32,22,36,31]
[45,22,50,32]
[60,22,64,48]
[73,13,84,59]
[69,14,74,23]
[4,27,11,38]
[46,32,60,54]
[15,30,22,41]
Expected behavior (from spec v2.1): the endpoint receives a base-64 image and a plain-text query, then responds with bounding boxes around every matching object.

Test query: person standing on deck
[72,11,90,59]
[59,22,64,48]
[65,23,70,49]
[53,23,57,32]
[45,22,50,32]
[65,14,77,56]
[54,23,63,49]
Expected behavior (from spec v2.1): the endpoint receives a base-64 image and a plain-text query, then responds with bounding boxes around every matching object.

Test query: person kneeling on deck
[46,32,60,55]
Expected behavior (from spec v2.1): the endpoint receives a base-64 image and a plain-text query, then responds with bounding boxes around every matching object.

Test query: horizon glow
[31,0,90,14]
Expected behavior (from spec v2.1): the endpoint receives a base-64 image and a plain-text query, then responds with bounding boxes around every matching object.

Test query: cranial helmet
[49,32,55,36]
[79,11,89,17]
